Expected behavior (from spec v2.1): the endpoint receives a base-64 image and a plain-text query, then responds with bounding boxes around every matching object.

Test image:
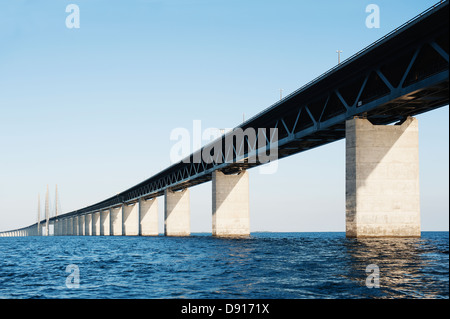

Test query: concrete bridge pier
[212,170,250,237]
[101,210,111,236]
[66,218,71,235]
[78,215,85,236]
[61,218,66,236]
[92,212,101,236]
[110,206,123,236]
[84,214,92,235]
[73,216,78,235]
[164,188,190,236]
[123,203,139,236]
[345,116,421,238]
[62,218,67,236]
[139,197,159,236]
[68,217,73,236]
[54,220,60,236]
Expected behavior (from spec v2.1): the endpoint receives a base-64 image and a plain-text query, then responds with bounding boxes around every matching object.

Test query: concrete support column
[74,216,79,235]
[64,218,69,236]
[123,203,139,236]
[85,214,92,236]
[92,212,101,235]
[212,170,250,237]
[100,210,111,236]
[61,219,66,236]
[345,117,421,238]
[110,206,123,236]
[74,217,79,235]
[79,215,85,236]
[139,197,159,236]
[68,217,73,236]
[164,188,190,236]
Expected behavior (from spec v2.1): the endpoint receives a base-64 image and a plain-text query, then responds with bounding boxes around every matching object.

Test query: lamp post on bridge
[336,50,343,65]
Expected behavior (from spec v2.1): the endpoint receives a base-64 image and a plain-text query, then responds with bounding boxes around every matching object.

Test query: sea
[0,232,448,300]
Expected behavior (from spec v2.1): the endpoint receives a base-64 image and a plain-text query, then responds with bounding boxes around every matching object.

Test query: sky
[0,0,448,233]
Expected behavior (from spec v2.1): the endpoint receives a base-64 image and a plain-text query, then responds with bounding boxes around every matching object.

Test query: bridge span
[1,1,448,238]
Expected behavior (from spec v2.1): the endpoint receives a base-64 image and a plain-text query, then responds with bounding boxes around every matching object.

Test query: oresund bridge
[1,1,448,238]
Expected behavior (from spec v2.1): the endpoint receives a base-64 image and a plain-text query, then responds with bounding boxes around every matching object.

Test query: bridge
[1,1,448,238]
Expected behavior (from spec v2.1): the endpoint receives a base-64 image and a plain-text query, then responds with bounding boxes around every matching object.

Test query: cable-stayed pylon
[37,194,41,236]
[45,185,49,236]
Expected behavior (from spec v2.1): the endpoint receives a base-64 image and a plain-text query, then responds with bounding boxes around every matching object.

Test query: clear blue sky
[0,0,448,232]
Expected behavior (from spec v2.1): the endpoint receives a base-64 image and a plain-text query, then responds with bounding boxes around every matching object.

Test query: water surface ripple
[0,232,448,299]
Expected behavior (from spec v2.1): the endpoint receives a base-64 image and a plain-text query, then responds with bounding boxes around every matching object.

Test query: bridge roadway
[1,1,448,238]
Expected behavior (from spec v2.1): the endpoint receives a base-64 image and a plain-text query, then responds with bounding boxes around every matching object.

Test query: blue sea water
[0,232,448,299]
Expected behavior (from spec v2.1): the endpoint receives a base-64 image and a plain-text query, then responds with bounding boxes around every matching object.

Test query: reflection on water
[343,236,449,298]
[0,232,447,299]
